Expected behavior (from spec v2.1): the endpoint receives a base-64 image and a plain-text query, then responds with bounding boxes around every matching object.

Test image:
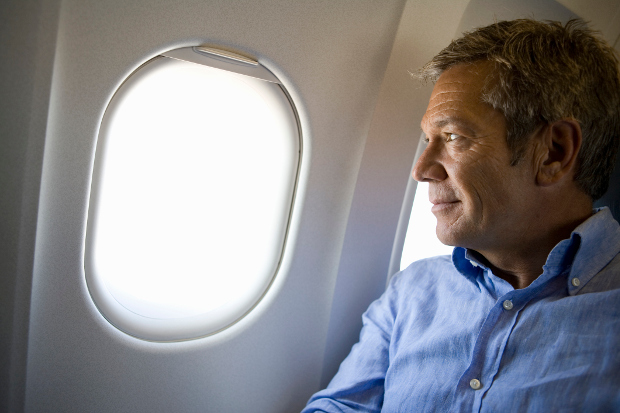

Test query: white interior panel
[24,1,406,412]
[2,0,617,411]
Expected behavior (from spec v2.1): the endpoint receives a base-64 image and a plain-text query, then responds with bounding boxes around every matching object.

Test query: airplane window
[85,47,301,341]
[399,183,453,271]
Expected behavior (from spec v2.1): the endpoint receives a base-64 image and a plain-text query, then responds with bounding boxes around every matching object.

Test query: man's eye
[447,133,459,142]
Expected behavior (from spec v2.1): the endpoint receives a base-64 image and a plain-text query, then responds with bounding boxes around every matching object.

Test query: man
[303,19,620,412]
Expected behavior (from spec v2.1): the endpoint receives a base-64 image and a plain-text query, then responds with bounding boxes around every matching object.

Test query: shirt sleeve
[301,273,402,413]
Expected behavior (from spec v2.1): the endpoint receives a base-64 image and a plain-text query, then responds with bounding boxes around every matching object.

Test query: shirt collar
[451,208,620,293]
[452,247,485,287]
[566,207,620,295]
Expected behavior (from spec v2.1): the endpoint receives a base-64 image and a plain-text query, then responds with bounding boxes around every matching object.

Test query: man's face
[414,62,536,252]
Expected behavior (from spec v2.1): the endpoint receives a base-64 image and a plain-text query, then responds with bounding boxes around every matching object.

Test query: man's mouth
[430,199,460,213]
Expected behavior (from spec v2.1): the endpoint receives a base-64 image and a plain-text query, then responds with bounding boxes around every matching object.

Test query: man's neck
[476,207,593,290]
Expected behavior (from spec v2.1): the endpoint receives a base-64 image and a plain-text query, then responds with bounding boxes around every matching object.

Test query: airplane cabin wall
[21,1,407,412]
[0,1,62,411]
[2,0,619,412]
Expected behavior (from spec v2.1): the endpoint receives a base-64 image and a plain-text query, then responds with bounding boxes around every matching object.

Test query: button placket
[454,299,518,408]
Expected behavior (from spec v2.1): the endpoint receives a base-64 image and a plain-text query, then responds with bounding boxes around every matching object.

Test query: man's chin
[435,230,457,247]
[435,223,469,248]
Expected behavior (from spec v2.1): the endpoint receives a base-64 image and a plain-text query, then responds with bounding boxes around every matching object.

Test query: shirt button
[470,378,482,390]
[571,277,580,287]
[502,300,514,310]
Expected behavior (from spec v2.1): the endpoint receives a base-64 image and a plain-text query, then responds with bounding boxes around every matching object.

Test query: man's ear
[535,119,582,187]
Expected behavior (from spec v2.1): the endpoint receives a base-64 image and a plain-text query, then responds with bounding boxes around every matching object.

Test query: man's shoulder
[390,253,462,291]
[578,249,620,294]
[399,254,454,276]
[572,208,620,294]
[401,254,453,271]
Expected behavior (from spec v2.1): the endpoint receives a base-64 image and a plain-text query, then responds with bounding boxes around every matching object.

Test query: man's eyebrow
[424,117,477,135]
[433,119,452,128]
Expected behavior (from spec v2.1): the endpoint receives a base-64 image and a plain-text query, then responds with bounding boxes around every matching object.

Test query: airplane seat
[594,153,620,222]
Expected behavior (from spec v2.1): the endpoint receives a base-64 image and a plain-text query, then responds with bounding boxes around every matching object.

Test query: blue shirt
[303,208,620,412]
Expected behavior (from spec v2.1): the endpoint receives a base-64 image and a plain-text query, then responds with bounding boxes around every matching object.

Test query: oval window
[85,47,301,341]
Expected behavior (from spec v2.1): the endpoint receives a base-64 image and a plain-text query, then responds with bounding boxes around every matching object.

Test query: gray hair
[418,19,620,200]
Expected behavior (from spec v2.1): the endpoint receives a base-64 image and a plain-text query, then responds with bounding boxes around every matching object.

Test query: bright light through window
[400,181,454,270]
[85,48,301,341]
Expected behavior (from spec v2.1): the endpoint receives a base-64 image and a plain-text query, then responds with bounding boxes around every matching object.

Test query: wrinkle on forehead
[430,90,468,97]
[424,100,464,114]
[422,62,505,134]
[430,63,493,95]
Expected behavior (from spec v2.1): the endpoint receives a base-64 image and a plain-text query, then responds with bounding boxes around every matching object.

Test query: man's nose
[412,141,448,182]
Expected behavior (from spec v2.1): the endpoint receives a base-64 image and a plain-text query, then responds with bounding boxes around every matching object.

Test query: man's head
[417,19,620,201]
[415,61,542,251]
